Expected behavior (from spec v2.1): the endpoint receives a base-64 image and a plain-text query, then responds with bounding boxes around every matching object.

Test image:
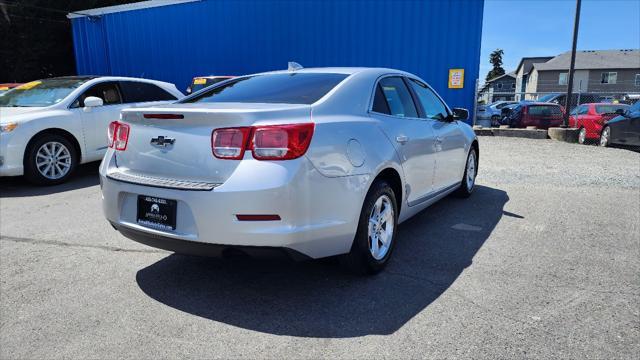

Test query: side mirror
[83,96,103,109]
[452,108,469,121]
[615,108,626,116]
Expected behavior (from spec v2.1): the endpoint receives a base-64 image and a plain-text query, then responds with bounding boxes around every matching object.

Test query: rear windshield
[183,73,348,105]
[595,104,628,114]
[528,105,562,116]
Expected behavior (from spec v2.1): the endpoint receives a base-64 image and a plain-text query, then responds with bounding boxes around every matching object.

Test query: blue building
[69,0,484,118]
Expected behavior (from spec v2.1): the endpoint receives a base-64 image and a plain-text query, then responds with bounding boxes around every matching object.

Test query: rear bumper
[100,151,370,259]
[114,222,311,261]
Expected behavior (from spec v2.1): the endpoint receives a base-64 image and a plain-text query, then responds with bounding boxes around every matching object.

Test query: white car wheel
[600,126,610,147]
[578,128,587,145]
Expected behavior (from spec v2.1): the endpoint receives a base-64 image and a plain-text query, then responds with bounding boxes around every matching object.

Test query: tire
[599,126,611,147]
[491,115,500,127]
[24,134,78,185]
[340,180,398,275]
[454,147,478,198]
[578,127,587,145]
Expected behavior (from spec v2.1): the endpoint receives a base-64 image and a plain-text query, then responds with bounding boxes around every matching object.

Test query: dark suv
[538,93,604,112]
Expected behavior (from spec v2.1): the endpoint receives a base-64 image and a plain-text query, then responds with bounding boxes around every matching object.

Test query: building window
[496,82,503,90]
[601,72,617,84]
[512,83,516,89]
[635,74,640,86]
[558,73,568,85]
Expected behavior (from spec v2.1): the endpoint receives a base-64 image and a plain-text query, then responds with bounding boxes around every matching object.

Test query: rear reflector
[143,114,184,119]
[236,214,281,221]
[108,121,130,151]
[212,127,251,159]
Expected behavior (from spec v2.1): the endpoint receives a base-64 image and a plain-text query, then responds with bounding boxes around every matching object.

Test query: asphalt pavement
[1,137,638,359]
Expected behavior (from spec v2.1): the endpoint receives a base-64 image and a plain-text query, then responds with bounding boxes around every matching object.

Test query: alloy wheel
[600,127,610,147]
[36,141,72,180]
[579,128,586,144]
[466,151,476,190]
[367,194,394,260]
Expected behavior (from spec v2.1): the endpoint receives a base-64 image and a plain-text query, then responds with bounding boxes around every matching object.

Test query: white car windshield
[0,78,90,107]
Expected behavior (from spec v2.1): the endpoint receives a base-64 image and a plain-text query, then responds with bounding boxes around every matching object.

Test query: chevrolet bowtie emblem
[150,136,176,147]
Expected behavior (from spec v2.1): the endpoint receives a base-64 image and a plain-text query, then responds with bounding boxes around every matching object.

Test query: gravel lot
[1,137,639,359]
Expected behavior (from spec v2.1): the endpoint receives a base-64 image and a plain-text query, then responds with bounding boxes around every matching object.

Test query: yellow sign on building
[448,69,464,89]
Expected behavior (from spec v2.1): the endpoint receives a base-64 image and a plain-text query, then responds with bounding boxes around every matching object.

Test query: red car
[569,103,630,144]
[500,102,564,129]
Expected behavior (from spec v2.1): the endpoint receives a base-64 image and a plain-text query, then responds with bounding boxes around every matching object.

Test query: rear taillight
[210,123,314,161]
[108,121,130,151]
[211,127,251,159]
[251,123,314,160]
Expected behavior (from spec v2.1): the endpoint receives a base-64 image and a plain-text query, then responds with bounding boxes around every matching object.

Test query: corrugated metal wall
[71,0,484,117]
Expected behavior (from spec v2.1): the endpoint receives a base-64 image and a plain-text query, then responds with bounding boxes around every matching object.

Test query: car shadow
[0,162,100,198]
[135,185,511,338]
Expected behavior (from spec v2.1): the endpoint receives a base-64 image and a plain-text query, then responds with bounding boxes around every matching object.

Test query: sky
[480,0,640,83]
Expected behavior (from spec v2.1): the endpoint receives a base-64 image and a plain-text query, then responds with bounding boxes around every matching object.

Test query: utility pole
[563,0,582,127]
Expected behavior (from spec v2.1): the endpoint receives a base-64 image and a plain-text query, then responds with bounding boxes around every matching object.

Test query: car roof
[45,75,175,86]
[524,102,562,106]
[258,67,413,77]
[588,102,628,106]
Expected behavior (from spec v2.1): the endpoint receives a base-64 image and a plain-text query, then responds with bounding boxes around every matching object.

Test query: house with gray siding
[478,72,516,103]
[516,49,640,99]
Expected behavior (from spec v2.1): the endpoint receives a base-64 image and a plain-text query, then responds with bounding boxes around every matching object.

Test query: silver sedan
[99,67,479,274]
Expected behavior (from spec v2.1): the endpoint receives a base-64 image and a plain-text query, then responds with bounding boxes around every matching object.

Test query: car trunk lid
[113,103,311,185]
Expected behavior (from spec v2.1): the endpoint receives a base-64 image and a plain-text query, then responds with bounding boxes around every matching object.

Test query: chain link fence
[474,91,640,128]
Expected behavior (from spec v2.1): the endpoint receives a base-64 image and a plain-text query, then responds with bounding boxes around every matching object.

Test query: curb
[473,127,548,139]
[548,127,579,143]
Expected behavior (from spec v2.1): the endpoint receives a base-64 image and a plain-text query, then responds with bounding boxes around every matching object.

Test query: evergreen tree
[486,49,506,82]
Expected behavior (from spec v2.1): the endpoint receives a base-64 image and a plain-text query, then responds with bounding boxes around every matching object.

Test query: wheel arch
[23,128,83,166]
[371,167,404,214]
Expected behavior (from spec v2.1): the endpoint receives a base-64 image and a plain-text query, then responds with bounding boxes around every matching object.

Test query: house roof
[515,57,554,76]
[534,49,640,71]
[486,71,516,83]
[67,0,201,19]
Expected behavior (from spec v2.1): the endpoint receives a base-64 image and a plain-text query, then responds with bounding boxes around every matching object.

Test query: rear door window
[185,73,348,105]
[377,77,418,118]
[596,104,628,114]
[119,81,177,103]
[407,78,448,120]
[528,105,562,116]
[372,84,391,114]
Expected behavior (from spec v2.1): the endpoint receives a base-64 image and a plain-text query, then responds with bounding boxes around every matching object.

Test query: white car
[100,67,478,274]
[0,76,184,185]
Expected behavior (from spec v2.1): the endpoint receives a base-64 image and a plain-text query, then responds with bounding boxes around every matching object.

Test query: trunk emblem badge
[150,136,176,147]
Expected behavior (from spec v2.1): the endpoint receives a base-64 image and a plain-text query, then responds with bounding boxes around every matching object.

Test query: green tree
[485,49,506,82]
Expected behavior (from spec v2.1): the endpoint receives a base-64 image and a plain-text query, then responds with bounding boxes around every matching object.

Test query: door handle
[396,135,409,144]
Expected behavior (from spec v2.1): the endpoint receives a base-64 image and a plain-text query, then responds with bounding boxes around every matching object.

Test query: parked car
[476,101,518,126]
[500,102,564,129]
[600,101,640,147]
[185,76,235,94]
[100,67,478,274]
[0,83,22,95]
[538,92,603,112]
[0,76,184,185]
[569,103,630,144]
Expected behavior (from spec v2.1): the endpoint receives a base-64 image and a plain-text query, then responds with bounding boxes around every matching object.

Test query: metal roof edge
[67,0,201,19]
